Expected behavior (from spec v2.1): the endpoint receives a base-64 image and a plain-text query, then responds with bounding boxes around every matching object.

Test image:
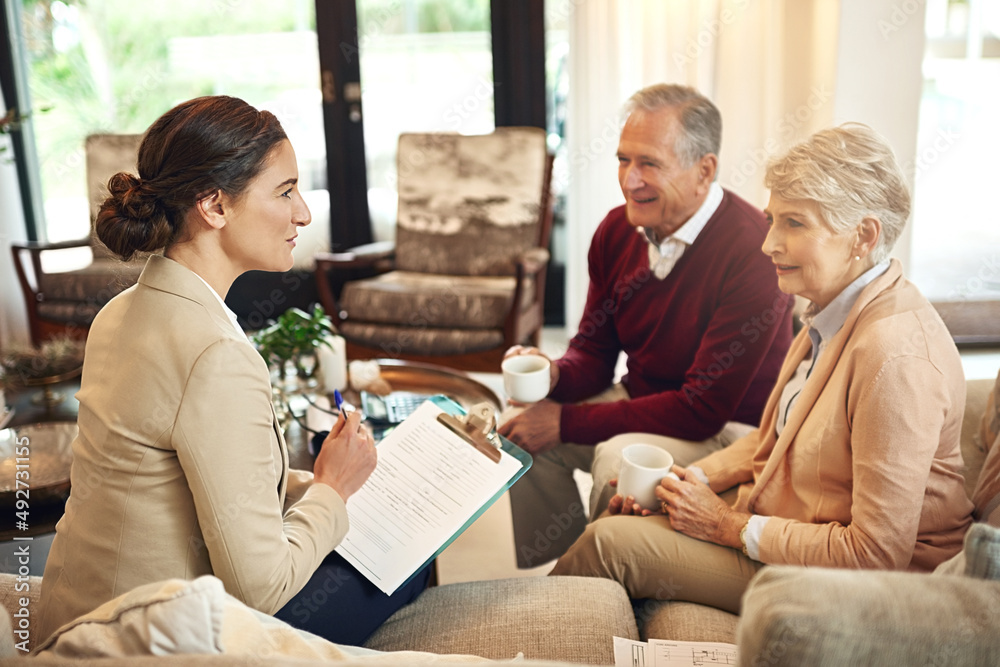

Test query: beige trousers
[505,383,754,568]
[550,488,765,614]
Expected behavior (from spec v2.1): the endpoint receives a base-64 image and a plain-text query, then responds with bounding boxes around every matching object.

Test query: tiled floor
[434,327,1000,585]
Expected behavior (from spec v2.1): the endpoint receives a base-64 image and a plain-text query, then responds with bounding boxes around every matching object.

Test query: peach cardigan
[697,259,973,571]
[38,256,346,641]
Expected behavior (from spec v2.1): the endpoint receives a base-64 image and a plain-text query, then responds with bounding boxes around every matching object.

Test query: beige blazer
[38,256,347,641]
[698,260,973,571]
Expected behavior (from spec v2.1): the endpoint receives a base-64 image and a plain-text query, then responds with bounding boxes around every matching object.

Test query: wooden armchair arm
[313,240,397,326]
[11,237,91,252]
[314,240,397,271]
[10,237,92,294]
[516,247,551,277]
[504,248,551,345]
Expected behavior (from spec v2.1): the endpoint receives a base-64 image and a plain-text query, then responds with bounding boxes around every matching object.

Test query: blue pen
[333,389,345,414]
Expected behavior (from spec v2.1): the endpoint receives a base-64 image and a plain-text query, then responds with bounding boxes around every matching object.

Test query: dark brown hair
[96,95,287,261]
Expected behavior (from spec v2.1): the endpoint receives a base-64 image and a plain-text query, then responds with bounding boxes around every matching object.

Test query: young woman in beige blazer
[38,96,429,644]
[553,123,975,613]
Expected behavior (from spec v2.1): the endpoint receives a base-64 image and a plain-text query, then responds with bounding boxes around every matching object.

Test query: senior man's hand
[497,399,562,455]
[656,466,749,549]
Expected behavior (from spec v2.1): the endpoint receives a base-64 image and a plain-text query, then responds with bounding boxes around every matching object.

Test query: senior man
[499,83,793,568]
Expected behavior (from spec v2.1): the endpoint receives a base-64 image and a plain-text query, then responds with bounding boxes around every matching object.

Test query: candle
[317,335,347,392]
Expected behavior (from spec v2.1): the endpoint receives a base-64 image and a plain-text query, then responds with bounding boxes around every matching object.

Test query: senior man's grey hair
[765,123,910,264]
[623,83,722,168]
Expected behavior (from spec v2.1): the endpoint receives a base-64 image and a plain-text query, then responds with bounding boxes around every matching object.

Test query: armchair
[315,128,554,373]
[11,134,145,345]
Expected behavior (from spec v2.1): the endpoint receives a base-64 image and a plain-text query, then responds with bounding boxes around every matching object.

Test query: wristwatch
[739,519,750,556]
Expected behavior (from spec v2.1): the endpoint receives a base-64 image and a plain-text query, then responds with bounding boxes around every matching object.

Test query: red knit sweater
[553,191,793,445]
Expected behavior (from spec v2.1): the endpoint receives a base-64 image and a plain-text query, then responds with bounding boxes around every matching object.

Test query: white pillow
[35,575,487,663]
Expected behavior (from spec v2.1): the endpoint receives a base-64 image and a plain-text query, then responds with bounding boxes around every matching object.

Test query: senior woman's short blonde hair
[765,123,910,264]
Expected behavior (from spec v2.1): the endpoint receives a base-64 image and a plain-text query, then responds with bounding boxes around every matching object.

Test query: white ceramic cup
[616,443,680,510]
[501,354,551,403]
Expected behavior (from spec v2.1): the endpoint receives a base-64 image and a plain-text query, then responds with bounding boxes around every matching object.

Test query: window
[354,0,493,242]
[910,0,1000,303]
[20,0,324,245]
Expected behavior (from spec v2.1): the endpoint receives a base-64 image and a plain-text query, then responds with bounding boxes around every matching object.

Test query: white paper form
[614,637,737,667]
[614,636,650,666]
[336,400,522,594]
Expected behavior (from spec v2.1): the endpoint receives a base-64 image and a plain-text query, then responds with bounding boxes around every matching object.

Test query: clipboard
[335,394,532,595]
[436,401,503,463]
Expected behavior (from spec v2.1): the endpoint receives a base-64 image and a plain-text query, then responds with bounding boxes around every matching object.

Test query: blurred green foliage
[251,304,337,378]
[20,0,489,207]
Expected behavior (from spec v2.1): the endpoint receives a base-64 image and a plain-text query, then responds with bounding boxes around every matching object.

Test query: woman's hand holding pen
[313,406,376,502]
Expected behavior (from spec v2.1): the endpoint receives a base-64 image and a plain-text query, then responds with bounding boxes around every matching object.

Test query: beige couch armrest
[739,566,1000,666]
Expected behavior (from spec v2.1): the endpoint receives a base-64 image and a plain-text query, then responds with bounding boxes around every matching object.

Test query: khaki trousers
[505,382,753,568]
[550,488,765,614]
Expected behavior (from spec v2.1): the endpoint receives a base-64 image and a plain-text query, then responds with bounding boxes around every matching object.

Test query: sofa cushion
[634,600,738,644]
[961,377,995,498]
[365,576,638,664]
[972,371,1000,522]
[34,575,485,664]
[340,322,505,356]
[738,566,1000,666]
[341,271,535,330]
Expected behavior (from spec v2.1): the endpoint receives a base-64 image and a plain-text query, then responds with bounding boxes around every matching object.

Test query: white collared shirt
[191,272,246,339]
[775,260,890,436]
[642,182,724,280]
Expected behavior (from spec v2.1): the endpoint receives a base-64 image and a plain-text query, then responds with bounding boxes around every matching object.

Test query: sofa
[0,375,995,666]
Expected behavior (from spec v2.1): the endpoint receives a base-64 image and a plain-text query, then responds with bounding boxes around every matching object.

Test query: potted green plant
[251,304,337,382]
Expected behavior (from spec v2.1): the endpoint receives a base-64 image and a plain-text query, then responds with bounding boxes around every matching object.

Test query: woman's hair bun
[95,171,173,261]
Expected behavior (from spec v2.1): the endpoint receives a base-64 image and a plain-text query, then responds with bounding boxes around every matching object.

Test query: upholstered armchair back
[393,128,548,277]
[85,133,144,260]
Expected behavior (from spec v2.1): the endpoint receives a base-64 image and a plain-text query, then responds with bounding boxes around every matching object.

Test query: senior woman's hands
[609,466,750,550]
[312,410,377,502]
[656,467,750,549]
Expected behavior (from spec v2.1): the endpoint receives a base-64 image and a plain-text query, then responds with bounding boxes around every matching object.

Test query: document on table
[336,398,529,595]
[614,637,738,667]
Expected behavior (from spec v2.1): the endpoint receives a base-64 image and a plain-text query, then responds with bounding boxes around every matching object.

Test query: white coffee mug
[501,354,551,403]
[616,443,679,510]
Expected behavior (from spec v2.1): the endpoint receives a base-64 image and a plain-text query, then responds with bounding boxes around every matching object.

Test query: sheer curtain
[0,90,30,348]
[563,0,839,331]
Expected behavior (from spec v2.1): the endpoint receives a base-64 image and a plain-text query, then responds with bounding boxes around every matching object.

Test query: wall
[561,0,929,331]
[832,0,928,272]
[0,98,30,348]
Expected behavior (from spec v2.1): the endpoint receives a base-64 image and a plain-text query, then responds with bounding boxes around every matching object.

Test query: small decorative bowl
[0,421,77,510]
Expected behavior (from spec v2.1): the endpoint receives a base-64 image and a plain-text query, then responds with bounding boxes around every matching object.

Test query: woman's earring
[854,255,861,261]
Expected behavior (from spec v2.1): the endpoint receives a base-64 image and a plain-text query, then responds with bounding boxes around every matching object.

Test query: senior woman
[550,123,975,613]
